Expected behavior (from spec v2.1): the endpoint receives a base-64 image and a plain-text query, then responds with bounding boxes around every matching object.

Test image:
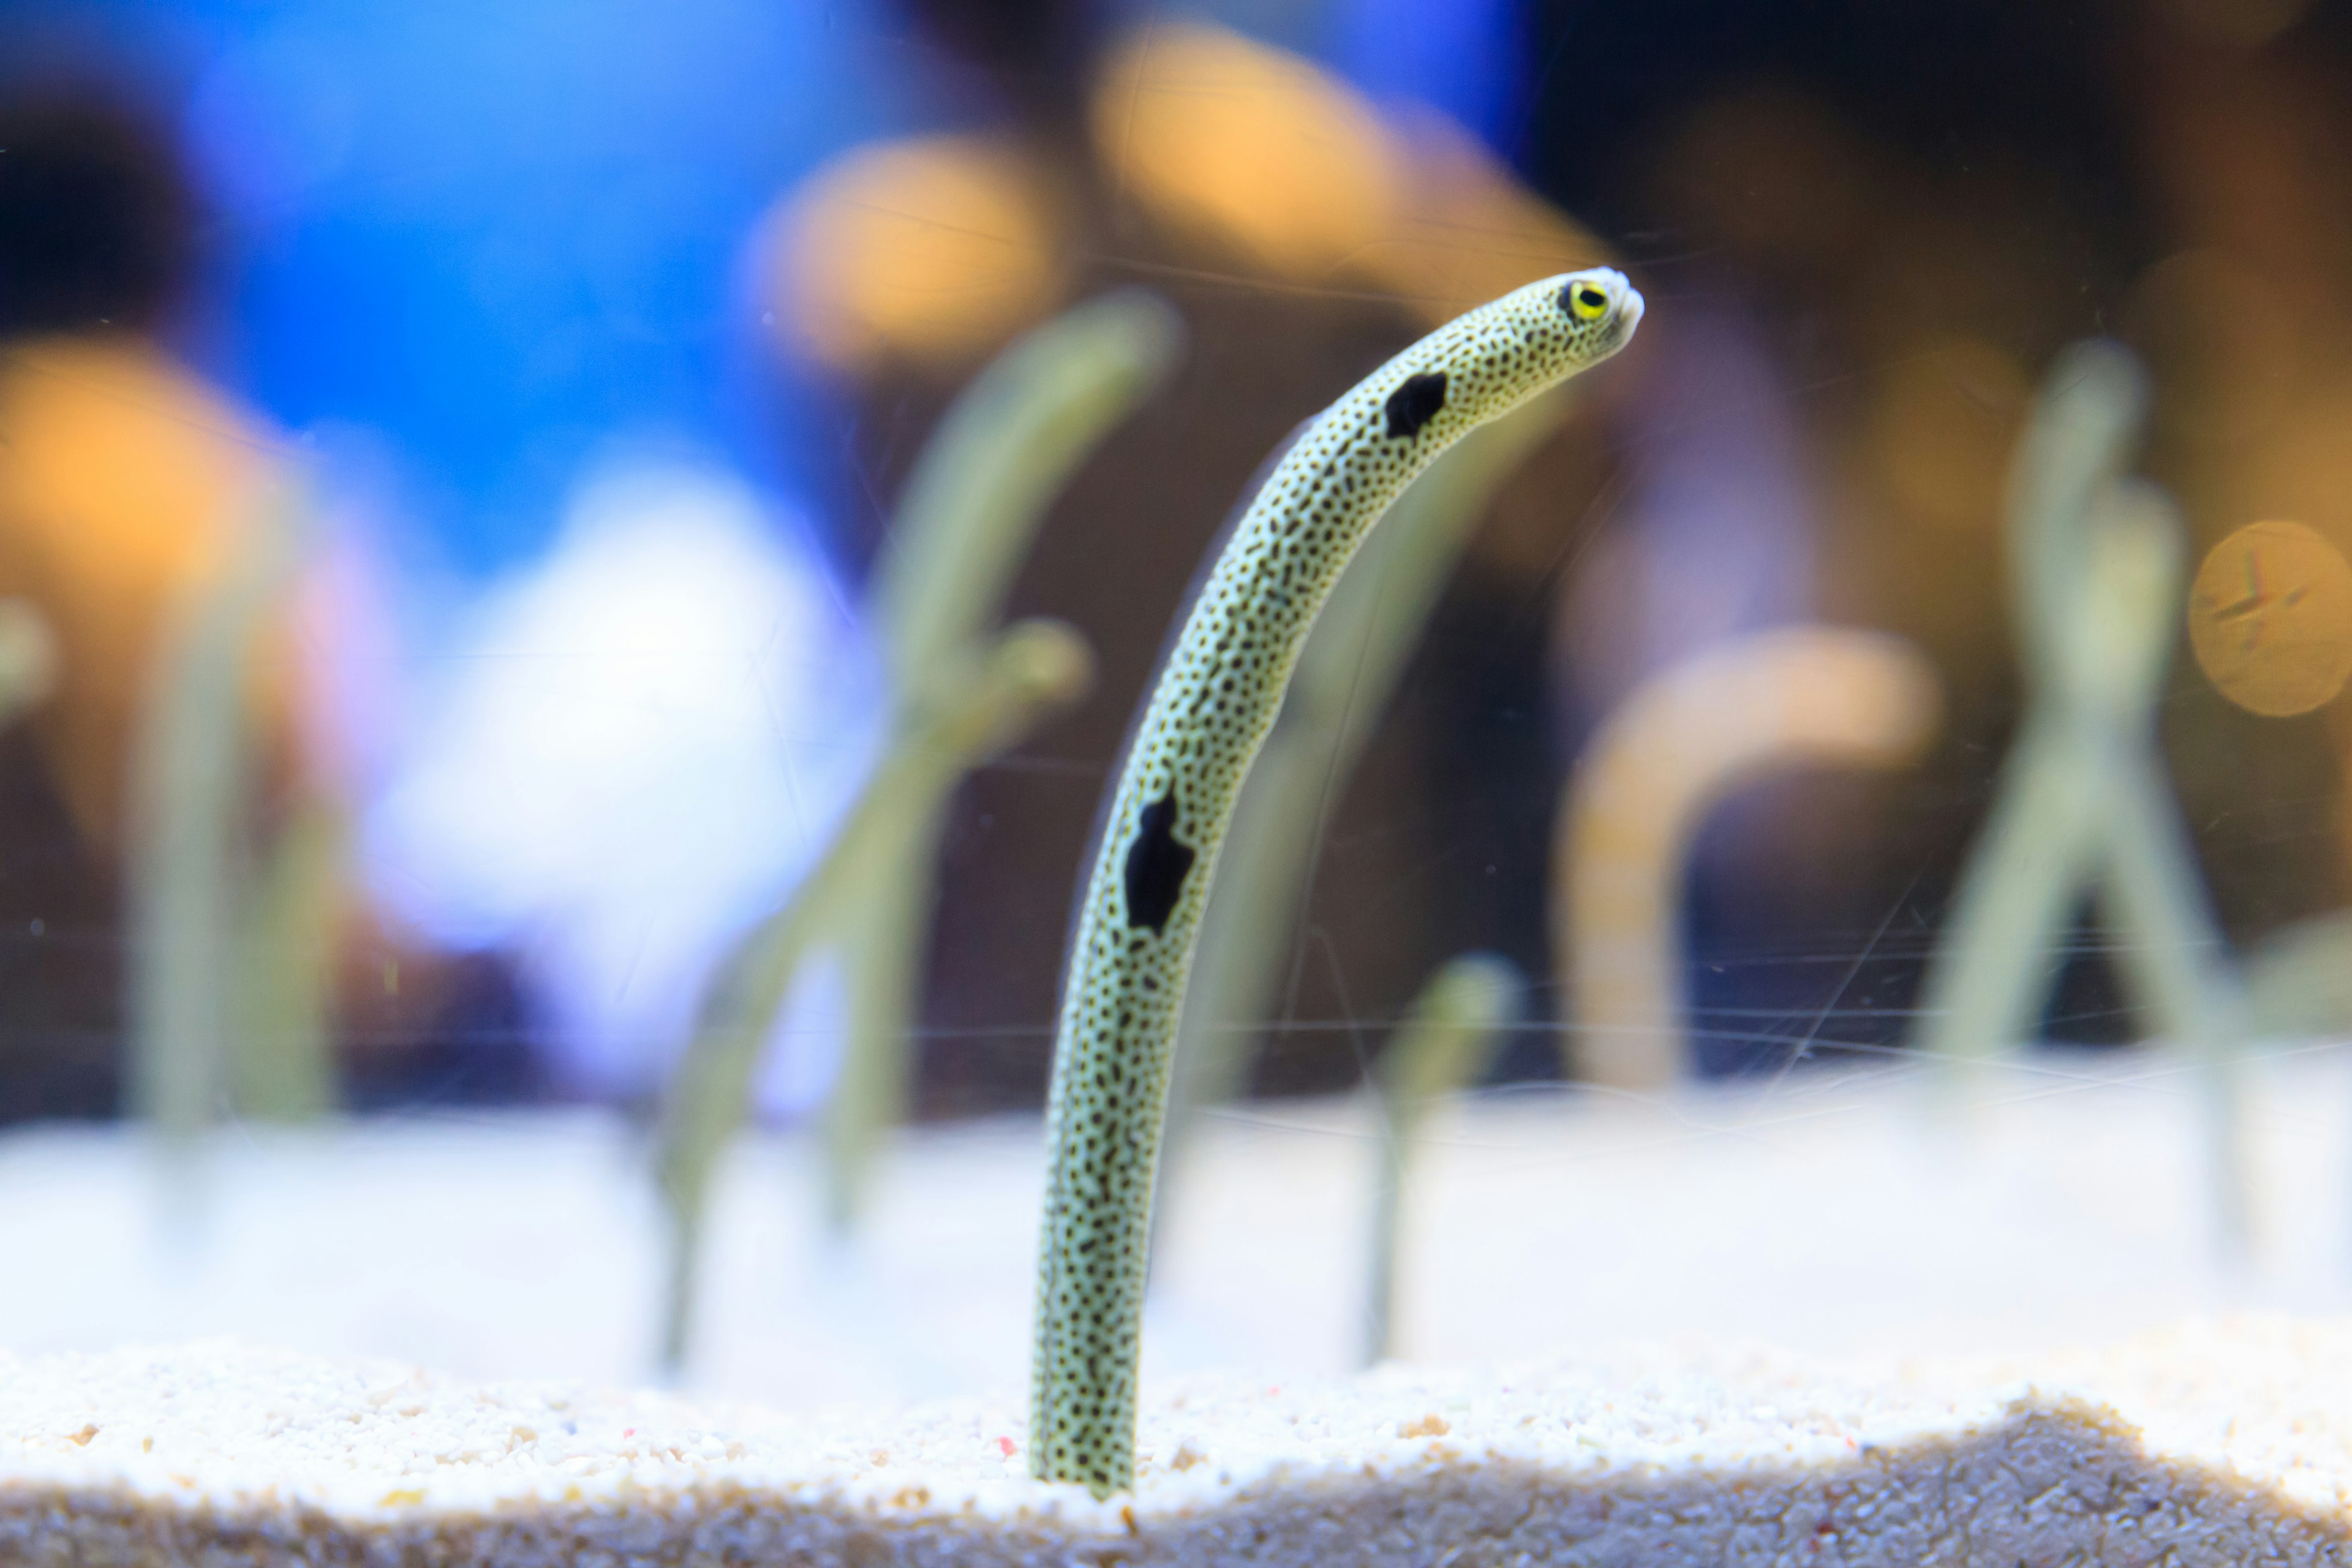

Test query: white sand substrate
[6,1321,2352,1564]
[0,1043,2346,1409]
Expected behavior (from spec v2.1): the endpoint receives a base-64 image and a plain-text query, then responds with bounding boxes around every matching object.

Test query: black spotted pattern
[1031,267,1643,1499]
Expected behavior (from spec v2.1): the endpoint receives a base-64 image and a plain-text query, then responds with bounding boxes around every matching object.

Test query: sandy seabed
[12,1322,2352,1565]
[0,1042,2345,1408]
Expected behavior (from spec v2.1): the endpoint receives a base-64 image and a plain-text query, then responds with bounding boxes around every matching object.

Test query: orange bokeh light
[0,339,289,848]
[1093,23,1602,323]
[769,135,1067,377]
[2188,518,2352,718]
[1091,23,1396,284]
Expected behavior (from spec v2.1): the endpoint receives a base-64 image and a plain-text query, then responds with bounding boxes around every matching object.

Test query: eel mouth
[1606,279,1645,350]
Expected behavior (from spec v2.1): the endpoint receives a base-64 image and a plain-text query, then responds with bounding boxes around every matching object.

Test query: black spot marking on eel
[1121,788,1195,936]
[1383,371,1448,440]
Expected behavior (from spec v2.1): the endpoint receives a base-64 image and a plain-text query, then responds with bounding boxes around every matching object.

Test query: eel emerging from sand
[1033,270,1643,1495]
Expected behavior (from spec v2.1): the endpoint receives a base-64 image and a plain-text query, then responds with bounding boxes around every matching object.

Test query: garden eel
[1362,952,1520,1370]
[827,291,1181,1233]
[655,295,1173,1372]
[131,477,330,1227]
[0,601,56,727]
[655,617,1091,1371]
[1033,268,1642,1497]
[1914,341,2250,1252]
[1155,389,1572,1250]
[1558,626,1940,1090]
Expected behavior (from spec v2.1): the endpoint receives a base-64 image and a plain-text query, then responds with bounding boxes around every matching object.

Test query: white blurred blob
[363,458,882,1112]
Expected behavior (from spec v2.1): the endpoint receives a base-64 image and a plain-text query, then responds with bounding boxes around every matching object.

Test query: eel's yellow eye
[1564,280,1611,323]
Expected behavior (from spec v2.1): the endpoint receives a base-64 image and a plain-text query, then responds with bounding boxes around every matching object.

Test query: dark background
[0,0,2343,1122]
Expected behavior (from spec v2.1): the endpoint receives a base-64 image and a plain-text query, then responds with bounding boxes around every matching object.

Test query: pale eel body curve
[1032,269,1644,1496]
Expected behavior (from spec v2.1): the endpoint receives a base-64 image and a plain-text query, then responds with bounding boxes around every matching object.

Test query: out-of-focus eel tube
[230,794,345,1123]
[655,619,1093,1373]
[1031,271,1641,1496]
[2092,495,2255,1255]
[872,291,1184,684]
[0,601,57,725]
[1915,341,2252,1253]
[129,479,323,1214]
[1362,952,1519,1368]
[1155,391,1572,1242]
[1915,343,2149,1068]
[1556,627,1942,1091]
[2247,911,2352,1038]
[824,290,1182,1236]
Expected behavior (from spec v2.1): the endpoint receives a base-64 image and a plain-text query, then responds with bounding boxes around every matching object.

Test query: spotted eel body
[1032,269,1644,1496]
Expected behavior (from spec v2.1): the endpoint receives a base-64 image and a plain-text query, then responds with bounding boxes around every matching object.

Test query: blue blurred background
[3,0,902,571]
[0,0,2344,1125]
[0,0,1521,573]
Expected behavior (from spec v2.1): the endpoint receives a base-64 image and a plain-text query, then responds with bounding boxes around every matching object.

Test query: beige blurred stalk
[2248,911,2352,1038]
[1362,953,1519,1368]
[654,620,1091,1371]
[1557,627,1942,1091]
[228,795,345,1123]
[655,292,1179,1371]
[1914,341,2252,1254]
[0,601,59,728]
[826,290,1182,1236]
[128,479,334,1224]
